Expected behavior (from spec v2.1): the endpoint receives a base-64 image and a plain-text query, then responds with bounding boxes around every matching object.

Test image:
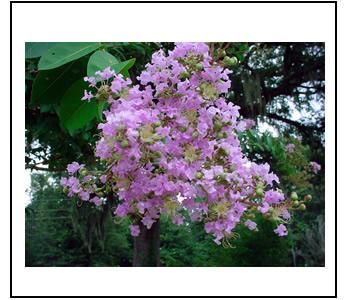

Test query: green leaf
[254,142,265,152]
[25,42,57,59]
[38,42,101,70]
[194,197,205,203]
[235,52,244,62]
[246,129,257,142]
[110,58,136,78]
[87,50,120,76]
[97,101,107,121]
[266,135,274,151]
[31,57,88,105]
[59,80,98,133]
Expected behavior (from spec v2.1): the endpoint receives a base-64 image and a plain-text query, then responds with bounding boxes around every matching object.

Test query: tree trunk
[132,220,160,267]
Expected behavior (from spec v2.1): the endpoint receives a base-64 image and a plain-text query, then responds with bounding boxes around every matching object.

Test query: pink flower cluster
[285,143,295,153]
[309,161,321,174]
[61,43,291,244]
[60,162,103,206]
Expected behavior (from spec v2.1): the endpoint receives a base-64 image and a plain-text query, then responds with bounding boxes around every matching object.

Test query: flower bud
[227,166,235,172]
[223,56,238,67]
[217,132,224,139]
[214,120,223,131]
[255,187,264,197]
[96,84,110,101]
[216,174,227,183]
[192,131,199,139]
[304,194,312,201]
[216,48,226,59]
[153,121,162,128]
[256,182,264,189]
[79,168,88,176]
[223,56,231,66]
[195,63,203,71]
[153,152,162,159]
[120,140,129,148]
[179,71,190,80]
[229,57,238,66]
[293,200,299,207]
[299,204,306,211]
[116,134,123,142]
[195,171,203,180]
[291,192,298,201]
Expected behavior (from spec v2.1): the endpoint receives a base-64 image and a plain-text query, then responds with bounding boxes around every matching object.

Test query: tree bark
[132,220,160,267]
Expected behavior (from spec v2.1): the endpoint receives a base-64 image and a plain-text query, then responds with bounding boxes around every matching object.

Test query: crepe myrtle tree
[61,43,318,267]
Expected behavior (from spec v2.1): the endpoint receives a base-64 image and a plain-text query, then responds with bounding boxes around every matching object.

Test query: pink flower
[100,175,107,184]
[81,90,94,101]
[237,119,256,132]
[264,190,284,204]
[79,191,90,201]
[61,42,292,243]
[285,143,295,153]
[310,161,321,174]
[84,76,96,87]
[244,219,257,231]
[172,215,184,225]
[60,177,68,187]
[129,224,140,237]
[114,204,130,217]
[258,202,270,214]
[95,67,115,80]
[141,214,156,229]
[67,162,82,174]
[91,196,102,206]
[274,224,288,237]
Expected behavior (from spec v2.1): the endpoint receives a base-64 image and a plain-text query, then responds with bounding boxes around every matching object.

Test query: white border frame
[10,2,336,297]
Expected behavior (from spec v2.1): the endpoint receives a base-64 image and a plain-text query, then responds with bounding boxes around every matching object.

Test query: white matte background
[1,1,343,298]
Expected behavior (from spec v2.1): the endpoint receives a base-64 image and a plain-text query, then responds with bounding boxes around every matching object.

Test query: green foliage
[25,174,294,267]
[26,43,159,170]
[26,168,322,267]
[87,50,120,76]
[38,42,101,70]
[239,129,324,266]
[240,129,285,161]
[26,173,133,267]
[28,43,139,135]
[31,57,88,105]
[25,42,57,59]
[226,43,249,63]
[111,58,136,78]
[239,129,314,192]
[59,80,98,134]
[158,214,292,267]
[97,101,107,122]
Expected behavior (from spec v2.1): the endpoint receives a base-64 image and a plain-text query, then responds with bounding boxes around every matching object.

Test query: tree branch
[25,164,64,172]
[266,113,322,133]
